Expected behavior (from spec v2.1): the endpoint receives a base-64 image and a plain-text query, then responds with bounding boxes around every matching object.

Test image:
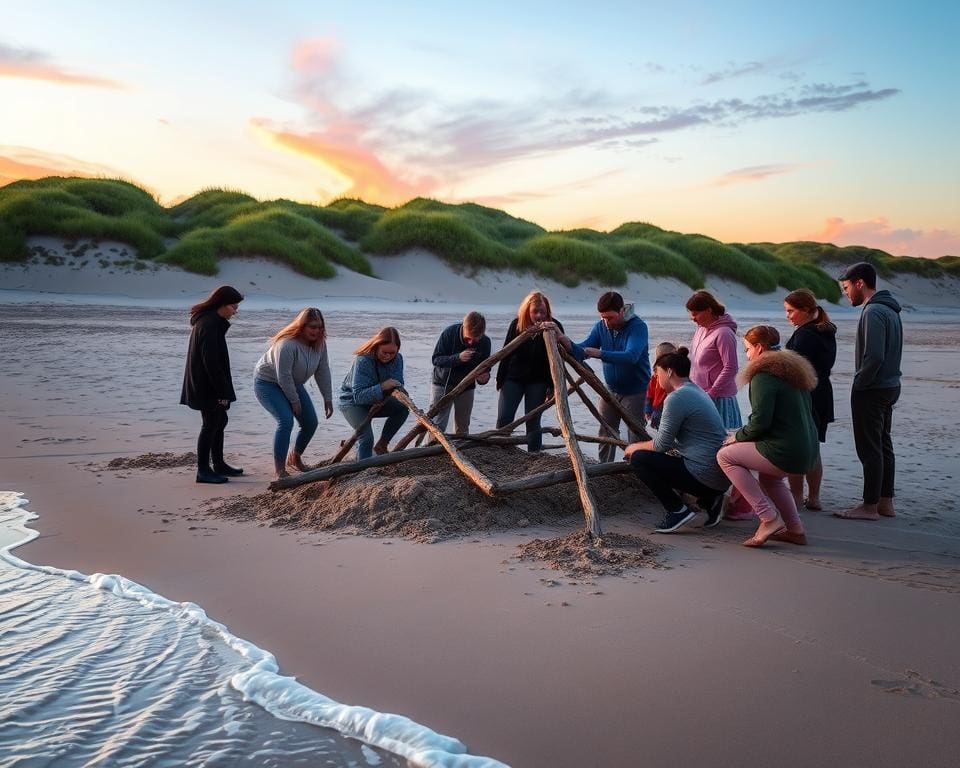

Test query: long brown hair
[784,288,834,332]
[685,290,725,316]
[517,291,553,332]
[354,326,401,356]
[190,285,243,321]
[271,307,326,349]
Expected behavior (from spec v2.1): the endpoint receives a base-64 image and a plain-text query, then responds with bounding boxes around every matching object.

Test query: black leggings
[630,450,723,514]
[198,406,229,469]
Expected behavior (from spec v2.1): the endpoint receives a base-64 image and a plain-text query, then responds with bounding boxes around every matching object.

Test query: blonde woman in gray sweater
[254,308,333,479]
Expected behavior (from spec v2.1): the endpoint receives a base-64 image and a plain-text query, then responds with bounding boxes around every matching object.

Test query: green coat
[735,351,819,475]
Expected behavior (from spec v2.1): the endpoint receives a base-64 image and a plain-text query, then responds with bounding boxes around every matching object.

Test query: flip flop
[743,524,786,548]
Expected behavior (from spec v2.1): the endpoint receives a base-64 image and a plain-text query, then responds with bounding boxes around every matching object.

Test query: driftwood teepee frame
[270,327,651,540]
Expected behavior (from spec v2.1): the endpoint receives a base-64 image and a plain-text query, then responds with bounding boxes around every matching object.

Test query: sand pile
[517,531,665,576]
[206,445,657,543]
[103,452,197,470]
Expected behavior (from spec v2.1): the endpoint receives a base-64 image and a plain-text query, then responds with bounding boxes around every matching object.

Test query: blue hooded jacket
[571,304,650,395]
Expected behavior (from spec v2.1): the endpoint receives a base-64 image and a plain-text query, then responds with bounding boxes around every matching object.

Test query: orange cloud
[0,146,126,187]
[805,216,960,258]
[0,43,125,89]
[251,119,437,206]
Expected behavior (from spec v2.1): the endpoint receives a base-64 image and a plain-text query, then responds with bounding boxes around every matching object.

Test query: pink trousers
[716,441,804,532]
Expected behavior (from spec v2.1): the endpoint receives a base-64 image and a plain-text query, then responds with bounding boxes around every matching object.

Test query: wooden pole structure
[559,346,650,442]
[543,328,602,538]
[327,401,385,465]
[495,461,633,494]
[392,326,539,451]
[270,434,534,491]
[390,389,497,497]
[564,368,620,442]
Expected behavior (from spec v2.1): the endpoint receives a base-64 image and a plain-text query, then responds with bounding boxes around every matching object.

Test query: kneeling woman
[624,347,730,533]
[254,307,333,480]
[717,325,819,547]
[338,326,409,460]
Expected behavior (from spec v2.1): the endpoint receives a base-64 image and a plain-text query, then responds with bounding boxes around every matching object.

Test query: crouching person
[624,347,730,534]
[338,327,409,460]
[429,311,491,437]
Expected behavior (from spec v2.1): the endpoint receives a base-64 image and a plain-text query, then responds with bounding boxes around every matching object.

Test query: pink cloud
[804,216,960,258]
[0,43,126,89]
[708,163,803,188]
[0,145,127,186]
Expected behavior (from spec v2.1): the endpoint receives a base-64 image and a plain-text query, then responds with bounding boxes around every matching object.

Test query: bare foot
[834,504,880,520]
[878,498,896,517]
[286,452,309,472]
[743,516,786,548]
[274,469,290,481]
[803,497,823,511]
[373,441,389,455]
[771,529,808,545]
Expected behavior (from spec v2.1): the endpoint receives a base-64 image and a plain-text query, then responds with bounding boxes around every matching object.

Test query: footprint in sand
[871,670,960,701]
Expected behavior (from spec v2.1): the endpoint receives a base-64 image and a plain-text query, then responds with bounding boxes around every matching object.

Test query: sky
[1,0,958,257]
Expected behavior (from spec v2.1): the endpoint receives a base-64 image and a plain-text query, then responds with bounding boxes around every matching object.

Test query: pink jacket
[690,313,739,399]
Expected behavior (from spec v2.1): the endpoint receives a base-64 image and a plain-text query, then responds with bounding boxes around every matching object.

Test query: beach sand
[3,249,960,766]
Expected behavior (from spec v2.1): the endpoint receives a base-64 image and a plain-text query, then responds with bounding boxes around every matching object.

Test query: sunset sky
[2,1,958,257]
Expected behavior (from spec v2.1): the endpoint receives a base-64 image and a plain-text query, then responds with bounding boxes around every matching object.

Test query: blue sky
[2,0,958,256]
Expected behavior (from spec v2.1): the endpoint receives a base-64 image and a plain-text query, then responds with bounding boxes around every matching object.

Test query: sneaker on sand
[702,494,725,528]
[654,508,697,534]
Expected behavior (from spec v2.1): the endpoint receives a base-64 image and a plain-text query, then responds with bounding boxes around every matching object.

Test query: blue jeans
[496,379,550,452]
[254,378,319,472]
[339,398,409,460]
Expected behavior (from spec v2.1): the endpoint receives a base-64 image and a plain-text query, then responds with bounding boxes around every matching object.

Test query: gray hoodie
[854,290,903,391]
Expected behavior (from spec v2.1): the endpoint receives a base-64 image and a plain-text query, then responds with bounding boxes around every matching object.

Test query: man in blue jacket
[428,311,492,436]
[835,262,903,521]
[567,291,650,462]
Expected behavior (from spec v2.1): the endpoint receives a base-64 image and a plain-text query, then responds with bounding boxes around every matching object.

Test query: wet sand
[3,300,960,767]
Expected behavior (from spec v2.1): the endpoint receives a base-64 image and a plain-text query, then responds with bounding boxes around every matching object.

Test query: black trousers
[851,386,899,504]
[198,406,229,469]
[630,450,724,514]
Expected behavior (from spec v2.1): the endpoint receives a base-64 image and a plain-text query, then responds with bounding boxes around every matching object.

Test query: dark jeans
[254,378,319,472]
[630,450,724,514]
[198,406,228,470]
[851,385,900,504]
[340,398,409,460]
[496,379,550,452]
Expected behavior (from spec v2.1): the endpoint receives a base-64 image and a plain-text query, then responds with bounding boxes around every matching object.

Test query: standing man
[567,291,650,462]
[428,311,492,436]
[835,262,903,521]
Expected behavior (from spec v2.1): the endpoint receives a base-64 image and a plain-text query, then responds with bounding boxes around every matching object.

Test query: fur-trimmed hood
[737,349,817,391]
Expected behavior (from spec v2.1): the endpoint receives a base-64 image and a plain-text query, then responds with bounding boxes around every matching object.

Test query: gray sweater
[854,290,903,391]
[254,338,332,408]
[653,382,730,491]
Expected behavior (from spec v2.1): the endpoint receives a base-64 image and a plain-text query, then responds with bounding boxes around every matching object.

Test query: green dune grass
[1,177,955,300]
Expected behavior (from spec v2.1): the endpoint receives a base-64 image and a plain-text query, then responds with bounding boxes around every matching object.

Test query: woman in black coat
[784,288,837,511]
[180,285,244,483]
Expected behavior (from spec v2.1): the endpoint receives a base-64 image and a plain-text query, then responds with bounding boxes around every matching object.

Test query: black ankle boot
[197,468,228,484]
[212,461,243,476]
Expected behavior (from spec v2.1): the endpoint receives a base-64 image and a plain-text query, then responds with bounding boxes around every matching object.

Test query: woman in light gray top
[254,307,333,479]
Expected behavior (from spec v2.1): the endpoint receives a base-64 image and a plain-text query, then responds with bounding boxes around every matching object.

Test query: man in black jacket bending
[429,311,492,436]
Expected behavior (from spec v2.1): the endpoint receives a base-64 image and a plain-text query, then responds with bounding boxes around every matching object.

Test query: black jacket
[785,320,837,425]
[431,323,492,391]
[496,317,565,388]
[180,310,236,410]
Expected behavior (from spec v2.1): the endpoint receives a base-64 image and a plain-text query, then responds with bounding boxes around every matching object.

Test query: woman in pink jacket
[686,290,742,430]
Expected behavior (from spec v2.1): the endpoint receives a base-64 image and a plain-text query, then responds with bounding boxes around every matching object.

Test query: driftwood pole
[327,401,385,465]
[270,434,534,491]
[390,389,497,497]
[544,328,602,538]
[495,461,633,494]
[560,347,650,442]
[564,368,620,442]
[393,327,539,451]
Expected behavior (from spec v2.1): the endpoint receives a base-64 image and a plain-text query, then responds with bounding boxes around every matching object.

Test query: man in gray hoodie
[836,262,903,521]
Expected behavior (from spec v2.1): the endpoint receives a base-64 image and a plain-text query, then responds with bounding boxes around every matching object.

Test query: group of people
[180,260,903,548]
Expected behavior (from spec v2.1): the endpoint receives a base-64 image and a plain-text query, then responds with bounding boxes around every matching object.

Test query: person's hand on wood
[583,347,601,359]
[381,378,402,393]
[477,371,490,385]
